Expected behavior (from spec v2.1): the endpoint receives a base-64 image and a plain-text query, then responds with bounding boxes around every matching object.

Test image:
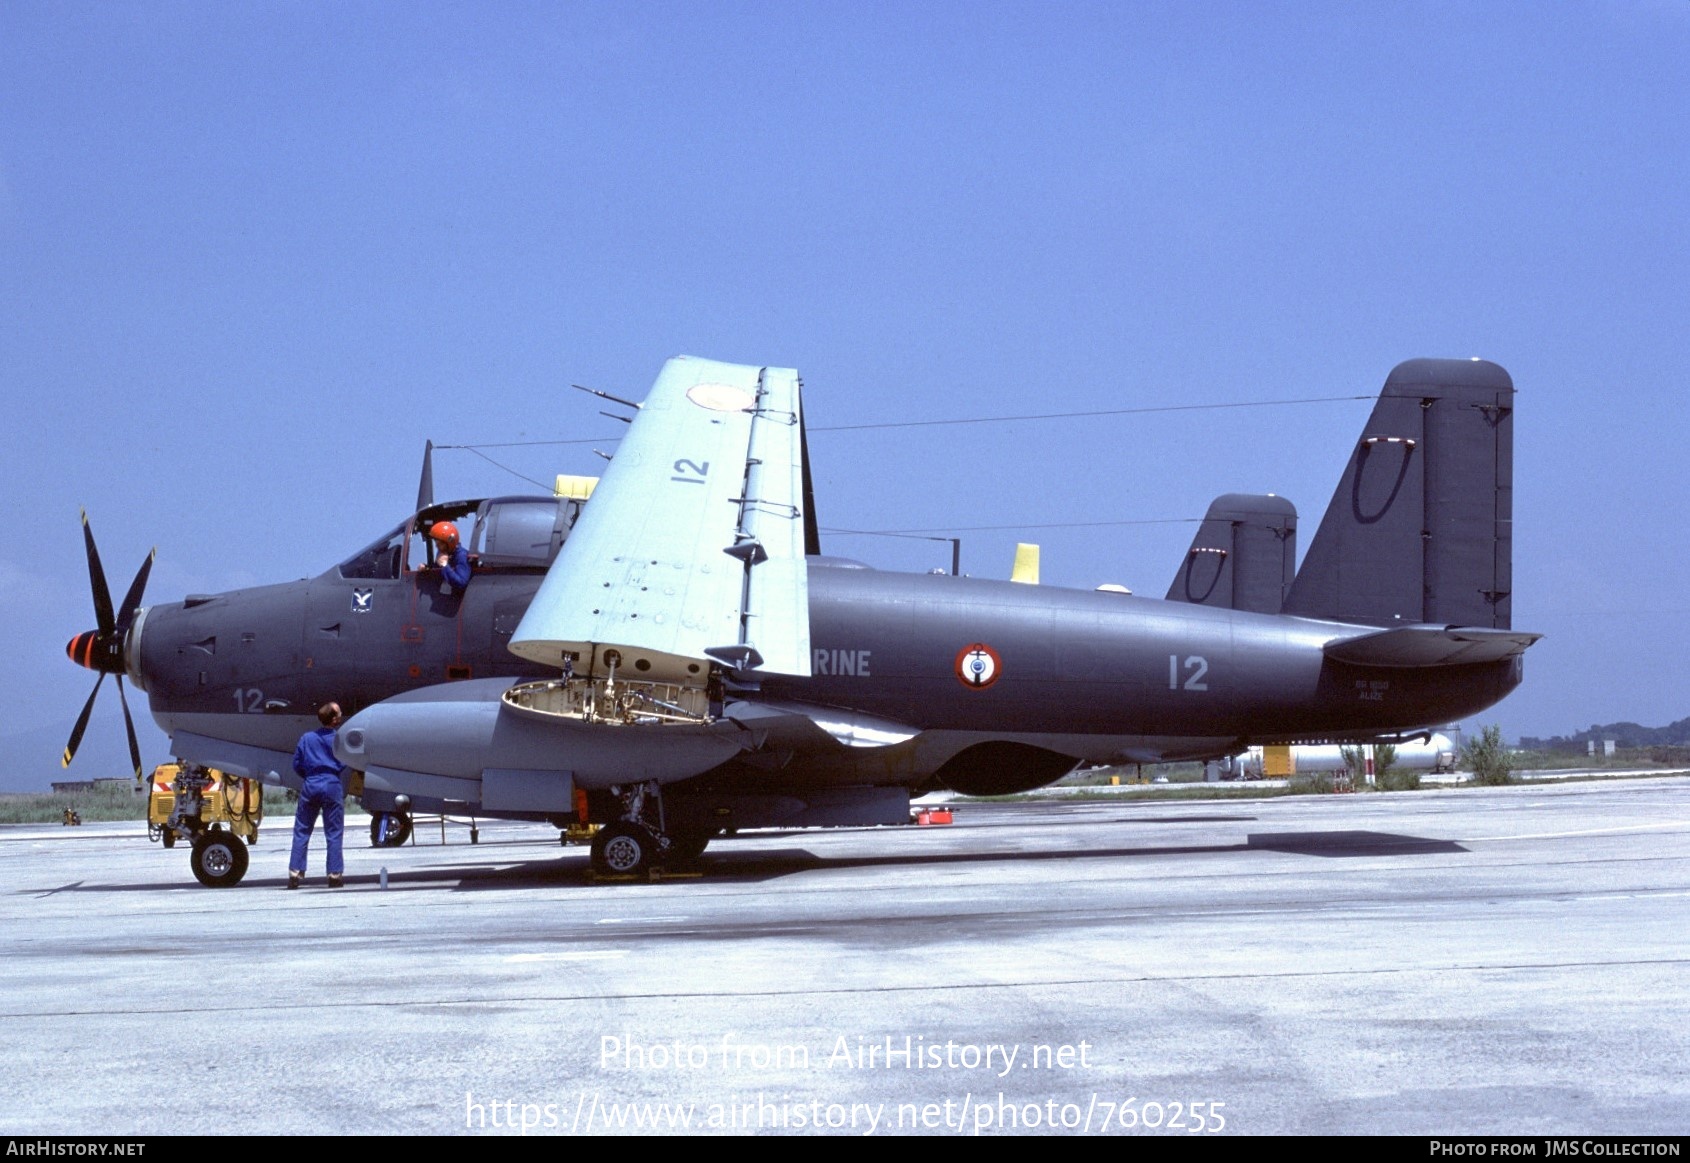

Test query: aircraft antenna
[572,383,642,412]
[416,440,434,512]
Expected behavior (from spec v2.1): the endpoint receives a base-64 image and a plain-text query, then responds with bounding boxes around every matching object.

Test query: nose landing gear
[189,828,249,888]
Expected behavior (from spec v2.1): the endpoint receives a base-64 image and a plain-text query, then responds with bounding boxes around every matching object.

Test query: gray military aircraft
[65,355,1537,885]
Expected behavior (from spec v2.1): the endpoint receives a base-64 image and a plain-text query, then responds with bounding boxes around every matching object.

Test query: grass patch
[0,782,149,824]
[1050,784,1298,801]
[1378,768,1422,791]
[1504,747,1690,771]
[0,782,372,826]
[1059,762,1206,786]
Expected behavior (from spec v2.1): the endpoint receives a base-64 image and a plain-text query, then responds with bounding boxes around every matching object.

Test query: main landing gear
[591,822,660,876]
[586,782,715,877]
[190,828,249,888]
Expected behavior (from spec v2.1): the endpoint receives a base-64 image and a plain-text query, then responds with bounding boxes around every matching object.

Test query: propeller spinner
[63,510,154,778]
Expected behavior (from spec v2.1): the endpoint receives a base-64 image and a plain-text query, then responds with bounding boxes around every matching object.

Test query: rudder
[1166,493,1297,614]
[1282,358,1514,629]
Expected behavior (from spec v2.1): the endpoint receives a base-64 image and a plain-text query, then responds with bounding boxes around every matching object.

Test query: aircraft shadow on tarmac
[375,827,1469,890]
[368,828,1466,891]
[32,829,1466,896]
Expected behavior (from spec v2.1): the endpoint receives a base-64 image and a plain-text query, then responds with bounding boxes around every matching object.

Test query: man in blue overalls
[430,521,473,591]
[289,702,348,889]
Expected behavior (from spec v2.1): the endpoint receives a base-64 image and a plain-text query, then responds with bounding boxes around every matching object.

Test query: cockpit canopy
[337,495,582,581]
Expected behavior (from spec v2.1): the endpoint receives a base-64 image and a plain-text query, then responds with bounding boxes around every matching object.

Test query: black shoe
[327,873,344,888]
[287,871,303,890]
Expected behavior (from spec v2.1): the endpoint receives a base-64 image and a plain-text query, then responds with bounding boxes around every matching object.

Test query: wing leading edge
[508,356,812,682]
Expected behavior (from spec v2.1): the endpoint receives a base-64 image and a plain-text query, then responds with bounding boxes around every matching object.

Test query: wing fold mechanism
[505,356,812,731]
[1323,625,1542,668]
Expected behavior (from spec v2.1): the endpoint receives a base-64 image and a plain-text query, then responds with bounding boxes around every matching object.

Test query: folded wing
[508,356,812,683]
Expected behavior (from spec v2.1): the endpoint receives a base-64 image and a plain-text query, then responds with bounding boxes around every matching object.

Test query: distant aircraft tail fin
[1165,494,1297,614]
[1283,358,1514,629]
[1011,542,1040,584]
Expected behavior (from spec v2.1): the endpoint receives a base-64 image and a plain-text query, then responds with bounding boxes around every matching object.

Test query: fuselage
[127,549,1520,784]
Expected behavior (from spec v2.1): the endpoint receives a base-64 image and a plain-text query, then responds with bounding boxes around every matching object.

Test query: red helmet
[429,521,459,545]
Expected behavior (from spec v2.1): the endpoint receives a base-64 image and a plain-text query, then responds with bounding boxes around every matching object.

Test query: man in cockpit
[429,521,473,591]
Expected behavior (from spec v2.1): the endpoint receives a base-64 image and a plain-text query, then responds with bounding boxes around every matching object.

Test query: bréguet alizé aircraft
[65,355,1537,885]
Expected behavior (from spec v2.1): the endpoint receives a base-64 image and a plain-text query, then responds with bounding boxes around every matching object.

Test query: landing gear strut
[587,781,706,876]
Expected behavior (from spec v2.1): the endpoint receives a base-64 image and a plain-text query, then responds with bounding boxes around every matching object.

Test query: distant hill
[1520,716,1690,751]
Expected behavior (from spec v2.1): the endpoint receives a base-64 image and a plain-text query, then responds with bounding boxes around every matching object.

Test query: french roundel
[955,643,1002,690]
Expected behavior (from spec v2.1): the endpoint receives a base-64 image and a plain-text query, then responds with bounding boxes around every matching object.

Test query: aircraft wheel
[190,828,249,888]
[591,823,657,877]
[160,829,176,849]
[370,812,412,848]
[665,829,715,863]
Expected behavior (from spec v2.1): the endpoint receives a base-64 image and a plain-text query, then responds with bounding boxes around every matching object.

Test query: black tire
[591,822,657,877]
[161,828,176,849]
[190,829,248,888]
[370,812,412,848]
[665,829,715,863]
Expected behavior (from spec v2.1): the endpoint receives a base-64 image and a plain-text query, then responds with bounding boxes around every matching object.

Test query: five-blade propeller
[63,510,154,778]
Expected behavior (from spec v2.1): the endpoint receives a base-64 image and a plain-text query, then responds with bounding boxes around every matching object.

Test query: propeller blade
[81,509,115,636]
[116,677,143,780]
[115,549,156,632]
[63,673,105,768]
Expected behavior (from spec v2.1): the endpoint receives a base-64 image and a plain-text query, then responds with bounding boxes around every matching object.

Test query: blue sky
[4,2,1687,788]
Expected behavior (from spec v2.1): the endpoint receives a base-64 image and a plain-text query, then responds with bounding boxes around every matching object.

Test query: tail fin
[1166,494,1297,614]
[1283,358,1514,629]
[1011,542,1040,584]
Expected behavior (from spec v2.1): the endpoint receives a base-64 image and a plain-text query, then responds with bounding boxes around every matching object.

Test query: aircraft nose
[66,629,125,674]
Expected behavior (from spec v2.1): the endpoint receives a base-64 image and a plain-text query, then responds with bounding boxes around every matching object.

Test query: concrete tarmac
[2,777,1688,1137]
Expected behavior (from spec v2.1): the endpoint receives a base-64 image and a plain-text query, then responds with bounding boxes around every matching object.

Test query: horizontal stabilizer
[1323,625,1542,668]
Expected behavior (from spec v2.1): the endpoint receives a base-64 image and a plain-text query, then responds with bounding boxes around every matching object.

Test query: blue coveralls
[440,544,472,589]
[290,726,347,875]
